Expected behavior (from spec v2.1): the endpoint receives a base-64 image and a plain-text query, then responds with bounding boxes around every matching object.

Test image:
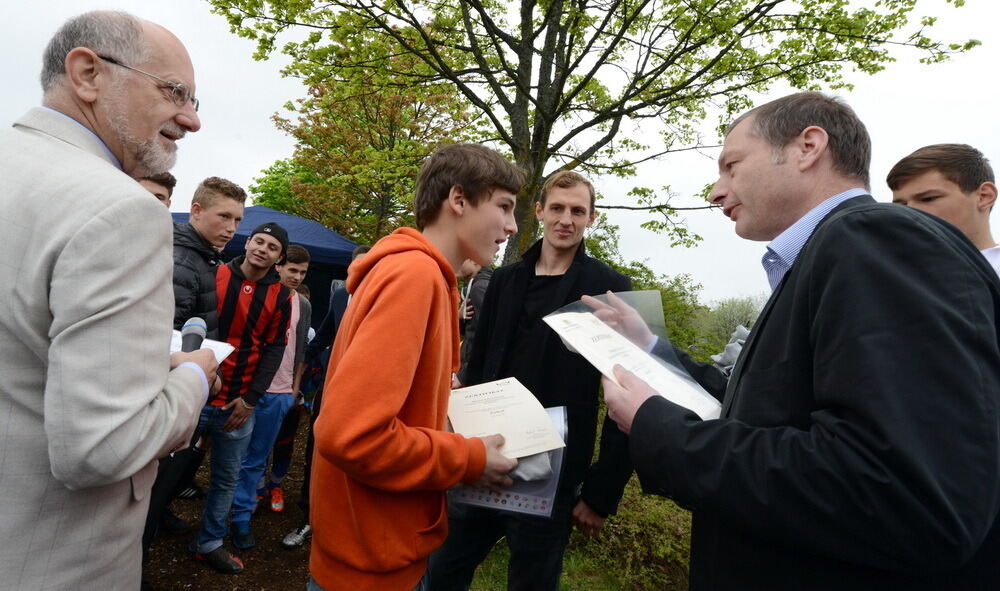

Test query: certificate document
[170,330,236,364]
[448,378,565,459]
[544,311,721,420]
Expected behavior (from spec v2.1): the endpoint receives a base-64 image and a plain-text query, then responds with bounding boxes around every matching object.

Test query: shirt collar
[761,187,868,290]
[40,106,122,170]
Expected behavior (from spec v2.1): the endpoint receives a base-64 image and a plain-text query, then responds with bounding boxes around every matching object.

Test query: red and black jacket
[213,257,293,407]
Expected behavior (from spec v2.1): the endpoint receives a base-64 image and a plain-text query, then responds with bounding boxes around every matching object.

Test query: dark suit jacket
[636,196,1000,589]
[464,239,633,516]
[306,285,350,363]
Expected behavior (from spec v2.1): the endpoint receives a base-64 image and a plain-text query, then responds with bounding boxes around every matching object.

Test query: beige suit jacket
[0,108,206,590]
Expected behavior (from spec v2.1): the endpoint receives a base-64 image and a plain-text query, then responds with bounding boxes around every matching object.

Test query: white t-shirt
[981,246,1000,276]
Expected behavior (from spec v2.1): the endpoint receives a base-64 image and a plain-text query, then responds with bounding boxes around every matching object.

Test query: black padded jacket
[172,221,222,338]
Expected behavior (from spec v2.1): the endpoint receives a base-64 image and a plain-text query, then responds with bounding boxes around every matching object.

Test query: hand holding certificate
[450,406,568,517]
[448,378,566,459]
[544,291,721,421]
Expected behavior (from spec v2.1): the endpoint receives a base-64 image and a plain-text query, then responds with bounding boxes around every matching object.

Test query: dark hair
[193,176,247,208]
[729,92,871,188]
[887,143,994,193]
[540,170,596,211]
[296,284,311,299]
[284,244,310,265]
[413,143,525,230]
[351,245,371,259]
[140,171,177,197]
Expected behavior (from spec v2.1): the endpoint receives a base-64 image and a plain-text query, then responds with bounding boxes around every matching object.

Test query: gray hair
[728,92,871,188]
[40,11,151,93]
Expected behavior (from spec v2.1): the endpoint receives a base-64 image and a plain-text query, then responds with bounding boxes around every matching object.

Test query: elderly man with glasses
[0,10,214,591]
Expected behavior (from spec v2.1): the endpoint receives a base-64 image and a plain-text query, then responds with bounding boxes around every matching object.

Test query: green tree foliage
[211,0,975,262]
[250,158,317,218]
[696,294,766,355]
[249,34,484,244]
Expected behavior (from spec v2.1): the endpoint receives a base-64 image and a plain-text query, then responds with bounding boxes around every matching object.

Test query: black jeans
[423,496,573,591]
[296,384,324,522]
[141,441,205,563]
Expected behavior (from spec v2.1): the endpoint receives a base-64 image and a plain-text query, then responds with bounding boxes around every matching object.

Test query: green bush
[568,477,691,590]
[470,478,692,590]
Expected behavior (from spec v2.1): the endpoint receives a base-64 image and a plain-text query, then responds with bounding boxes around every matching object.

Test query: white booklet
[450,406,567,517]
[543,295,721,420]
[448,377,565,459]
[169,330,236,364]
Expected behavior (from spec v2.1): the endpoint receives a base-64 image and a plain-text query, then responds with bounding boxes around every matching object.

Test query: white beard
[105,89,178,176]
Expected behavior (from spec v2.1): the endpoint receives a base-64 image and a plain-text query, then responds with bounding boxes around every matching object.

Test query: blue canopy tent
[171,205,358,327]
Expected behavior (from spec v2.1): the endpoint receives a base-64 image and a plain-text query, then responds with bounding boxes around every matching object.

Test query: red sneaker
[270,487,285,512]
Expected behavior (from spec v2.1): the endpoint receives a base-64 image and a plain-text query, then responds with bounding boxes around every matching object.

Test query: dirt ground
[145,419,313,591]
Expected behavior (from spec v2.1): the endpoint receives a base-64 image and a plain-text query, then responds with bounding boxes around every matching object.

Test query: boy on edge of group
[228,244,312,548]
[887,143,1000,274]
[308,143,522,591]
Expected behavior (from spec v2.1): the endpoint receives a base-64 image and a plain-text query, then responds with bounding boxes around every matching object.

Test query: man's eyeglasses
[98,55,200,112]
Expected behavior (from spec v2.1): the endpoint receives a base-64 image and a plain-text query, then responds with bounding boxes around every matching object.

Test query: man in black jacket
[172,176,247,336]
[425,171,632,591]
[600,92,1000,590]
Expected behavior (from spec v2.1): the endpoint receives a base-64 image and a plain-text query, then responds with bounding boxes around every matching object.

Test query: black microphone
[181,317,207,352]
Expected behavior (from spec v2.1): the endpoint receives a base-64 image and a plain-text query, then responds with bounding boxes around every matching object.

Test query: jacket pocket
[130,461,158,501]
[336,487,448,573]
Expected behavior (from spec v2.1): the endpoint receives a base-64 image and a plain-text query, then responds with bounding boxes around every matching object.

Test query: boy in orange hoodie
[308,144,522,590]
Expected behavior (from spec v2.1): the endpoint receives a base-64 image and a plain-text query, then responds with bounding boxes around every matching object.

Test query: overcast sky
[5,1,998,303]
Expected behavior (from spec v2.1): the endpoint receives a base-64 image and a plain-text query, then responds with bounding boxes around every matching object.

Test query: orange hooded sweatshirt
[309,228,487,590]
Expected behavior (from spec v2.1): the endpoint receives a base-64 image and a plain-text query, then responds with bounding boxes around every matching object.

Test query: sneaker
[193,545,244,574]
[281,524,312,549]
[270,487,285,512]
[176,485,206,500]
[230,522,256,550]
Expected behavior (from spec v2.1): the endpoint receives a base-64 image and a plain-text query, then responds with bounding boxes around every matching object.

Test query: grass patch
[468,476,691,590]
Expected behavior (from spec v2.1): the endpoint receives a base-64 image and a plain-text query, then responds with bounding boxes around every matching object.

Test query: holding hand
[170,348,219,380]
[472,434,518,493]
[581,291,655,349]
[603,365,659,435]
[571,499,607,537]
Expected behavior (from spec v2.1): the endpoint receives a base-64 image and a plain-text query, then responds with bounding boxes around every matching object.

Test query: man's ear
[586,209,597,228]
[796,125,829,172]
[535,200,544,222]
[189,201,203,218]
[975,181,998,213]
[446,185,466,216]
[63,47,104,104]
